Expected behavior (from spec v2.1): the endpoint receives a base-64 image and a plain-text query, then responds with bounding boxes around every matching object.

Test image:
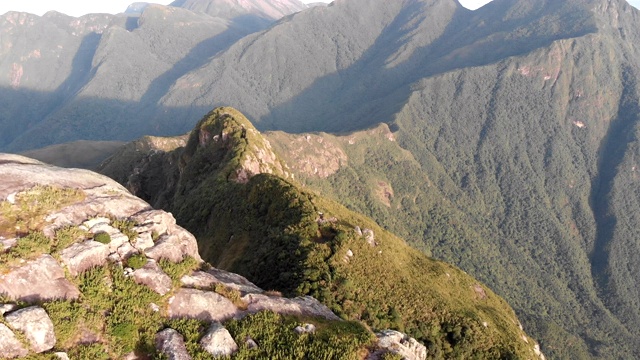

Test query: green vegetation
[100,108,541,358]
[110,218,138,243]
[94,232,111,244]
[127,253,148,269]
[158,256,200,285]
[0,185,85,238]
[226,311,373,360]
[0,225,90,272]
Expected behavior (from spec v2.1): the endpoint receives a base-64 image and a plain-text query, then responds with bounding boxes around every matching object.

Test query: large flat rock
[168,288,241,322]
[242,294,340,321]
[0,254,79,302]
[59,240,110,276]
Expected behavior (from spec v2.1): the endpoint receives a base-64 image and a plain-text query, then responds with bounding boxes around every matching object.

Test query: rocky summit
[0,153,439,359]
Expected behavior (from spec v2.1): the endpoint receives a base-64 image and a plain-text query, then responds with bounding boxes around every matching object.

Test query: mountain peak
[182,107,291,184]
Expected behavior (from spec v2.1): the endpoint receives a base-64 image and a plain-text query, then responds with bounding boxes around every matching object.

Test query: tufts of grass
[213,283,246,309]
[0,185,84,238]
[158,256,200,285]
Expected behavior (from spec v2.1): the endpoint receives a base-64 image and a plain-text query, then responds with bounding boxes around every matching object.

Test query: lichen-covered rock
[5,306,56,353]
[180,269,262,294]
[0,254,80,302]
[0,324,28,358]
[168,288,241,322]
[368,330,426,360]
[132,260,173,295]
[59,240,110,276]
[242,294,340,321]
[156,328,191,360]
[199,322,238,357]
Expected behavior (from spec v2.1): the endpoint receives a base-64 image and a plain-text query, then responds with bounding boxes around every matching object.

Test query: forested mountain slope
[0,0,303,152]
[98,107,545,359]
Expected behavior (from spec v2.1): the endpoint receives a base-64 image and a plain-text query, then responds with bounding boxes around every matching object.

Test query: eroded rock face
[0,255,80,302]
[0,324,28,359]
[168,288,241,322]
[368,330,427,360]
[4,306,56,353]
[242,294,340,321]
[156,328,191,360]
[199,322,238,357]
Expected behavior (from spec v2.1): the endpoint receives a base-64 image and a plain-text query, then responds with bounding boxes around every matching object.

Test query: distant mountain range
[3,0,640,358]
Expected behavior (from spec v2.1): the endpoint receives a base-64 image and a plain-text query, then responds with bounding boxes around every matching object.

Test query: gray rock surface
[180,269,262,294]
[242,294,340,321]
[132,260,173,295]
[168,288,241,322]
[0,323,28,358]
[5,306,57,353]
[155,328,191,360]
[0,254,80,302]
[294,323,316,335]
[368,330,426,360]
[59,240,110,276]
[199,322,239,357]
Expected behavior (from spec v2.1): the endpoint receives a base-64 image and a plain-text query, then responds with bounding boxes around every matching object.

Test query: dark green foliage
[127,253,148,269]
[94,232,111,244]
[225,311,373,360]
[101,108,540,358]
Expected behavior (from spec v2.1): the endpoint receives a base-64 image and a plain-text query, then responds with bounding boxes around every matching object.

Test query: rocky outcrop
[155,328,191,360]
[168,288,241,322]
[199,322,238,357]
[0,153,431,359]
[4,306,56,353]
[0,255,80,302]
[368,330,427,360]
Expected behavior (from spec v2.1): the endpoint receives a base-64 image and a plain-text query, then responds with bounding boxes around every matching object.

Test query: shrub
[94,232,111,244]
[127,253,147,269]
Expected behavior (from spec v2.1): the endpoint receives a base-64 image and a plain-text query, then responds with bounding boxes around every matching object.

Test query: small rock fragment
[199,322,239,357]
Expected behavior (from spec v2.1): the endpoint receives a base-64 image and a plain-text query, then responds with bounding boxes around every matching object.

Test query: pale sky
[0,0,637,17]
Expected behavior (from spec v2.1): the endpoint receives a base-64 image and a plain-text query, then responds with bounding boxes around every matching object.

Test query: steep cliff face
[0,153,422,359]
